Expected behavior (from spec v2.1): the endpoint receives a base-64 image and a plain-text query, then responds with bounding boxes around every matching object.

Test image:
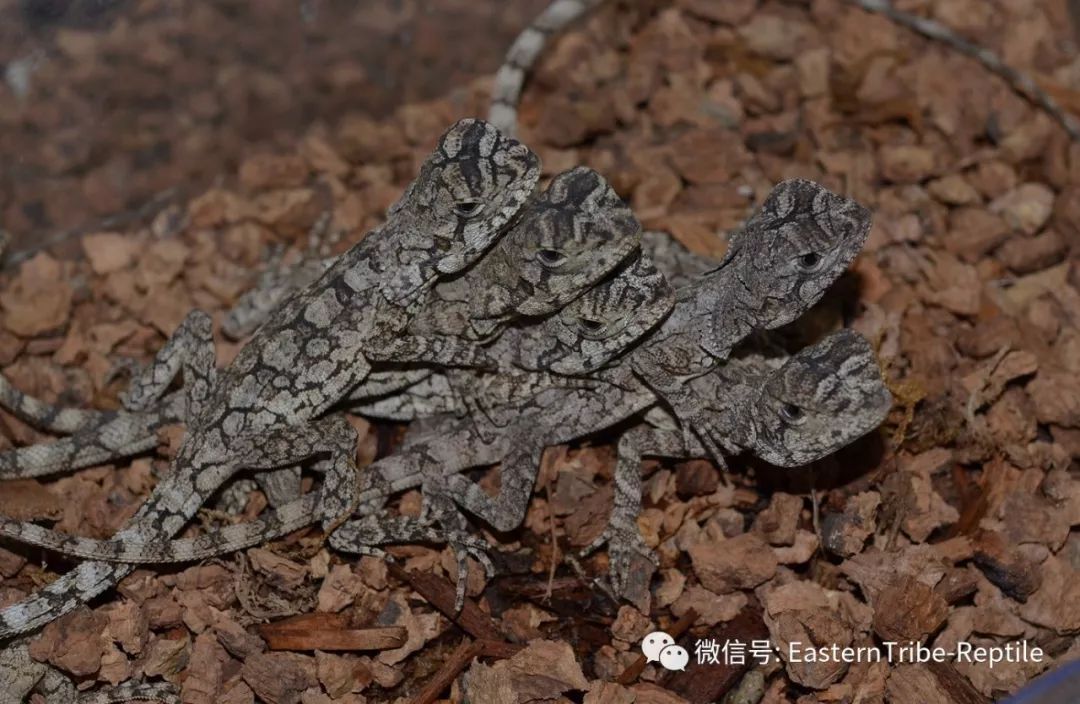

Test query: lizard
[320,179,876,599]
[0,164,636,484]
[487,0,1080,141]
[0,247,677,610]
[622,179,871,459]
[223,162,642,507]
[579,328,892,595]
[0,117,542,640]
[7,178,878,607]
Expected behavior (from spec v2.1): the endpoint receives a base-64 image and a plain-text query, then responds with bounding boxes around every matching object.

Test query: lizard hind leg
[433,440,542,534]
[327,502,495,613]
[225,414,361,532]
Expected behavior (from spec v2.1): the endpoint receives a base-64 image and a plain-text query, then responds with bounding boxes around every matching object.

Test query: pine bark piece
[258,613,406,652]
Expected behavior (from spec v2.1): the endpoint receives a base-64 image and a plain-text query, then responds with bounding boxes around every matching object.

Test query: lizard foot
[580,524,657,600]
[445,531,496,612]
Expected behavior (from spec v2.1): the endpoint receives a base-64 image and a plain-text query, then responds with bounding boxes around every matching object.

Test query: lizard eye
[454,200,485,218]
[536,249,567,268]
[780,403,806,424]
[796,252,823,272]
[577,318,607,336]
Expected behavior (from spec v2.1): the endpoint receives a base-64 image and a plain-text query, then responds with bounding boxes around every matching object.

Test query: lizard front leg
[631,352,725,463]
[121,309,217,418]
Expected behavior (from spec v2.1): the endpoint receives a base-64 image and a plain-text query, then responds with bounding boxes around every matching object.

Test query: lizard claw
[695,425,726,466]
[579,524,657,600]
[445,532,495,612]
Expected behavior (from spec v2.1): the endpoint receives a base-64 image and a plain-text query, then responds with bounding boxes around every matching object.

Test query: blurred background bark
[0,0,547,259]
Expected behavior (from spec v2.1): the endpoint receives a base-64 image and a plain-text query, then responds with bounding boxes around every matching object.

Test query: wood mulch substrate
[2,0,1080,701]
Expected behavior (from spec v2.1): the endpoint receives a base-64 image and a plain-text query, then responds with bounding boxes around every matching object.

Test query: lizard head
[748,329,892,467]
[713,179,871,334]
[537,251,675,375]
[468,166,642,335]
[396,118,541,276]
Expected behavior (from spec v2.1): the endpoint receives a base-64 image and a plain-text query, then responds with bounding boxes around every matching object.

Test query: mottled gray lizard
[0,164,636,483]
[3,179,879,606]
[0,118,541,639]
[0,248,677,607]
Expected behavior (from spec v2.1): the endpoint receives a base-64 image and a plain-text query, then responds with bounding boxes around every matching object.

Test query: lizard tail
[0,493,319,563]
[0,373,108,435]
[850,0,1080,141]
[78,681,179,704]
[488,0,605,136]
[0,560,134,638]
[0,404,178,480]
[0,455,235,637]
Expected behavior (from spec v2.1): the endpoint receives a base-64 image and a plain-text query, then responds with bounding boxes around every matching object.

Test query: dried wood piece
[258,613,406,652]
[239,651,318,704]
[411,639,525,704]
[387,562,504,642]
[872,577,949,642]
